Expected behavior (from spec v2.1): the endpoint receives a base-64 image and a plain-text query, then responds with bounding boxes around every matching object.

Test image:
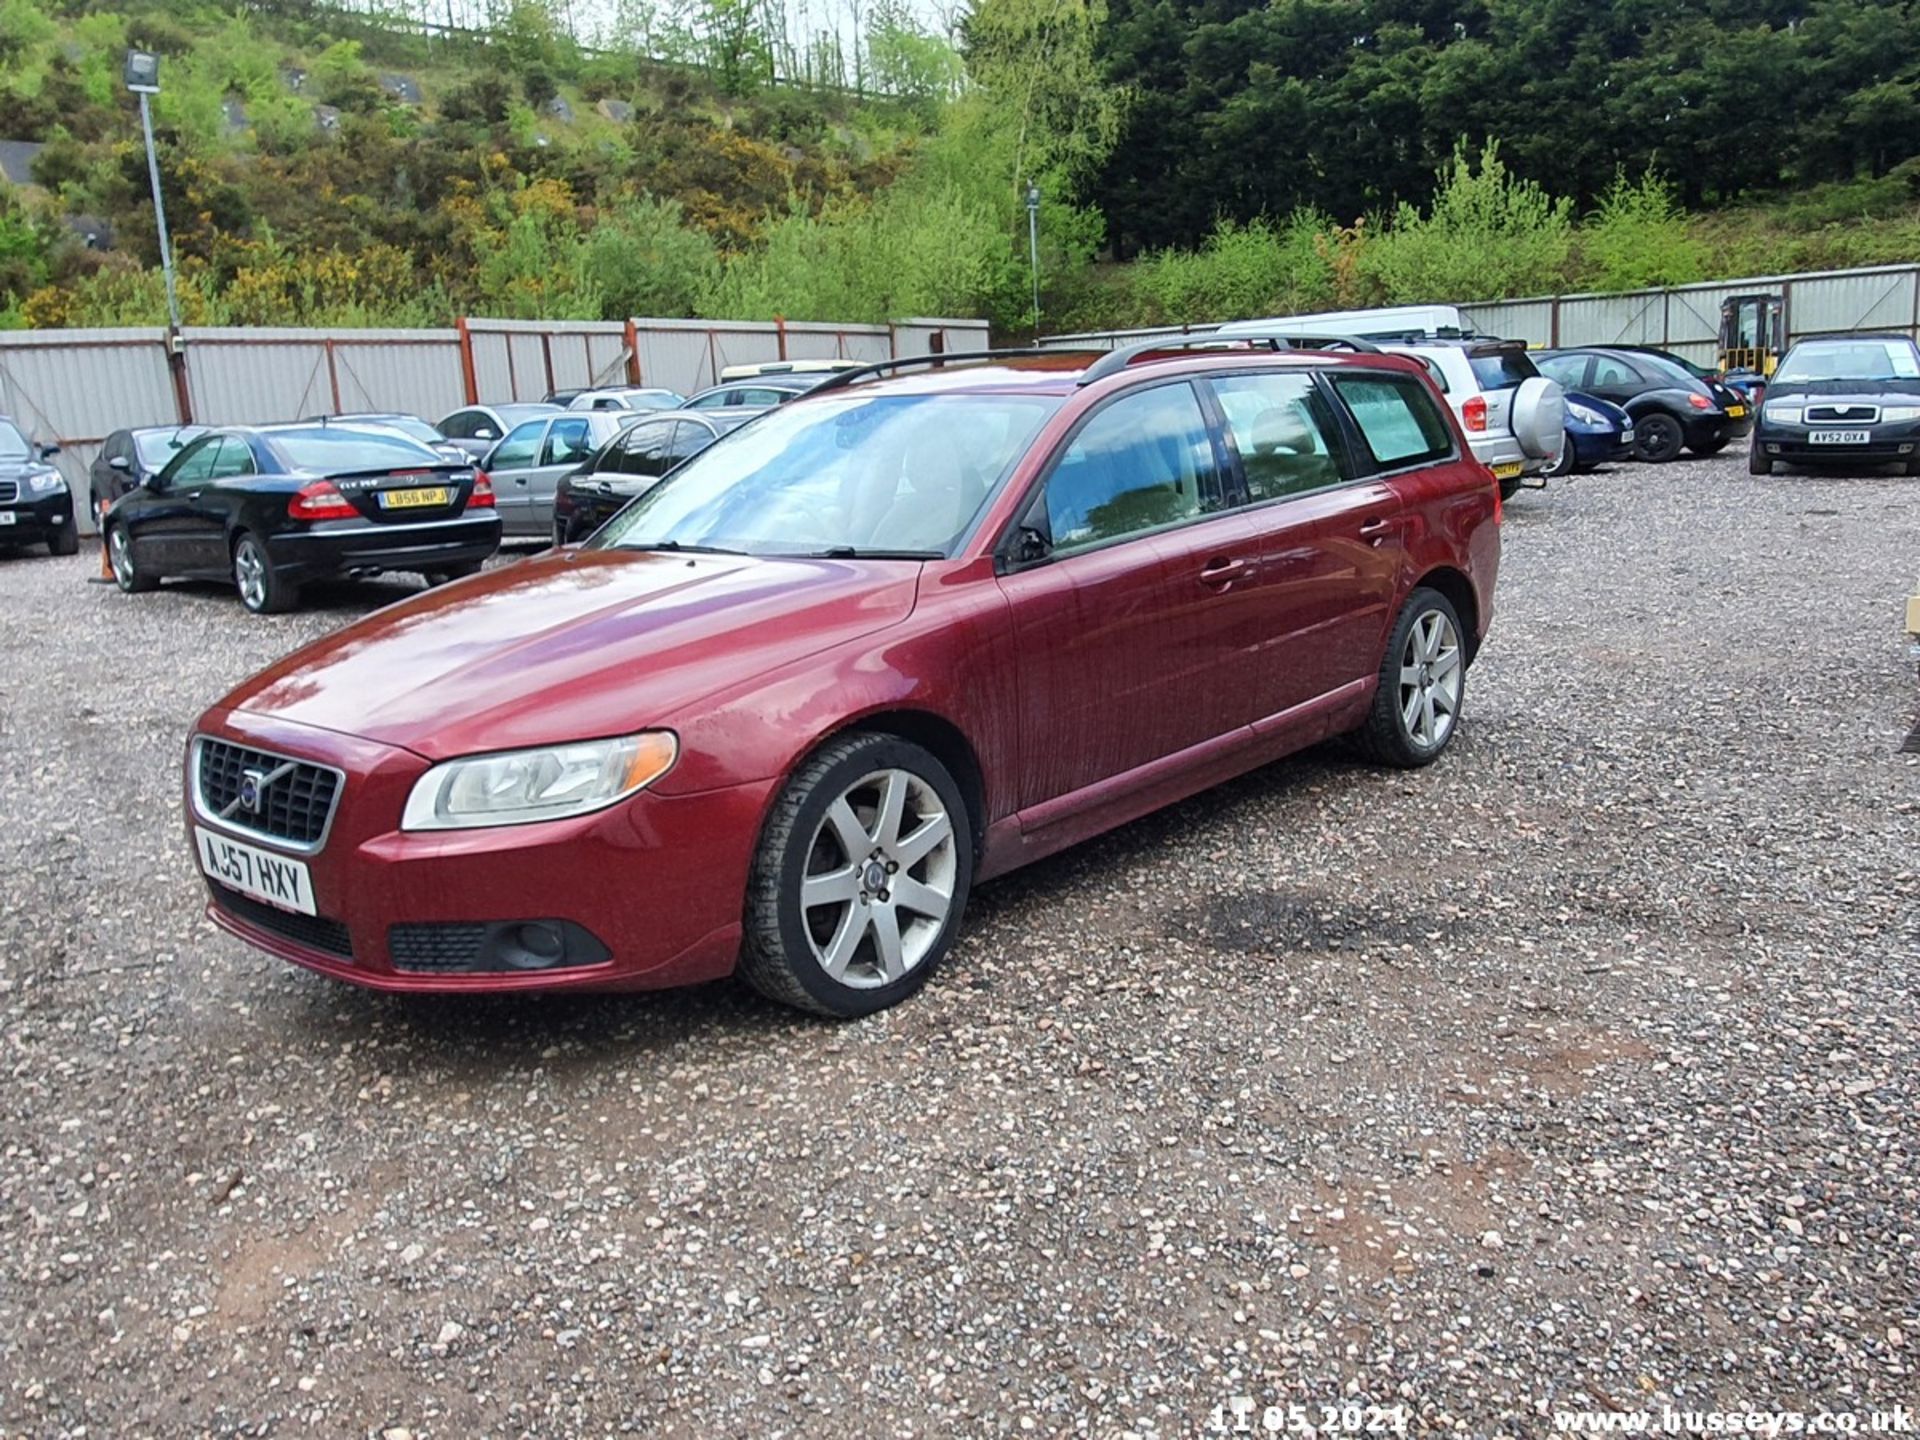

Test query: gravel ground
[1,458,1917,1439]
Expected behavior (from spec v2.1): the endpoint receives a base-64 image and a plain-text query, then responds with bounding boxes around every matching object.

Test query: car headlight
[23,467,66,496]
[1566,402,1604,426]
[1764,402,1803,424]
[1881,405,1920,423]
[401,731,678,831]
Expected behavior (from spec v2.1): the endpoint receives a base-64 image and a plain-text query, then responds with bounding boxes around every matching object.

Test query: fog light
[1901,443,1914,454]
[503,922,566,969]
[1766,443,1781,454]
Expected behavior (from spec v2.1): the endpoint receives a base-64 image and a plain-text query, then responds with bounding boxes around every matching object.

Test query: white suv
[1384,339,1565,496]
[1217,314,1565,495]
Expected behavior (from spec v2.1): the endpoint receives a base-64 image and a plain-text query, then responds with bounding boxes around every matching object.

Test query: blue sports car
[1542,391,1635,477]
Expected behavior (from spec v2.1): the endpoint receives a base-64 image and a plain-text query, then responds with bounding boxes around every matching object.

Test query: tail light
[469,471,495,509]
[1687,393,1712,410]
[1463,395,1488,432]
[288,479,358,522]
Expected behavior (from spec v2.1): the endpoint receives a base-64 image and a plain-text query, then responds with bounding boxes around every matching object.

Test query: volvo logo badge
[239,770,266,814]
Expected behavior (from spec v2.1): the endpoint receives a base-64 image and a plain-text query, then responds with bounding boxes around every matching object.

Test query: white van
[1217,304,1481,344]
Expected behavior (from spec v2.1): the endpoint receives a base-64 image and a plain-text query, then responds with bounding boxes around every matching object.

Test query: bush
[1132,213,1337,325]
[580,196,717,318]
[1578,169,1708,291]
[1360,141,1573,303]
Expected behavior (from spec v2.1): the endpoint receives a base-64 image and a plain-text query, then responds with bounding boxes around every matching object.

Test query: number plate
[1725,405,1747,418]
[378,487,451,510]
[1490,461,1524,479]
[1810,429,1871,445]
[195,826,316,915]
[0,510,15,526]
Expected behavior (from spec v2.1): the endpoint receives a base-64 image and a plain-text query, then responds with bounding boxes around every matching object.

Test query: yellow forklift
[1719,293,1785,401]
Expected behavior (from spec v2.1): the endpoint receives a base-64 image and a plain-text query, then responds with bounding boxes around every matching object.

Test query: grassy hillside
[3,1,1919,337]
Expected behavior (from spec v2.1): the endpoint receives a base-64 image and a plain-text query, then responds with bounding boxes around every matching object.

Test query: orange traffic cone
[91,504,114,584]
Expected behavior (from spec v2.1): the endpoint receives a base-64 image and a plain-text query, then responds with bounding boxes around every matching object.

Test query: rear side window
[1468,349,1539,391]
[1331,375,1453,469]
[1044,382,1222,554]
[544,417,595,465]
[1209,373,1346,502]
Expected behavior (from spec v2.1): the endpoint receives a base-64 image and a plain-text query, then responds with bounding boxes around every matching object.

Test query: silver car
[481,411,641,538]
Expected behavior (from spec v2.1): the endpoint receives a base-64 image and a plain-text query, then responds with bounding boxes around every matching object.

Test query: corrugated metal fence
[0,315,989,532]
[1040,262,1920,370]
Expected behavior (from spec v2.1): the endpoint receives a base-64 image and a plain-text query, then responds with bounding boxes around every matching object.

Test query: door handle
[1198,556,1249,588]
[1359,517,1400,542]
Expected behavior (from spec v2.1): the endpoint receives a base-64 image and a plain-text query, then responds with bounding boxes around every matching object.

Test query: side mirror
[39,443,60,459]
[1012,525,1052,566]
[108,454,131,472]
[141,472,166,492]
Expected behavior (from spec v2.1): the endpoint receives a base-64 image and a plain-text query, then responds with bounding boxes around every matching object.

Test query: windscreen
[1468,349,1539,391]
[594,393,1060,558]
[1774,340,1920,384]
[352,416,443,444]
[268,427,448,473]
[0,420,32,461]
[134,429,199,465]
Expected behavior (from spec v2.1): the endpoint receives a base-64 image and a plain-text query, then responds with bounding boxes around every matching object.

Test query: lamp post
[1024,181,1041,342]
[123,49,182,335]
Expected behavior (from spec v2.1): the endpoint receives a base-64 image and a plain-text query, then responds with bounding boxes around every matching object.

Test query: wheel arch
[1412,565,1481,665]
[769,707,989,865]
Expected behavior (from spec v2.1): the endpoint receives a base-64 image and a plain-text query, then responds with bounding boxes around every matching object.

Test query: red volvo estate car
[186,337,1500,1016]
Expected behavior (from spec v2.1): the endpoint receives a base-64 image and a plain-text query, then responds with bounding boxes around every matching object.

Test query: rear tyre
[1690,437,1729,456]
[1356,587,1467,769]
[107,521,156,592]
[233,532,298,614]
[1749,441,1775,476]
[1633,412,1685,464]
[740,732,973,1018]
[48,518,79,556]
[1498,476,1523,502]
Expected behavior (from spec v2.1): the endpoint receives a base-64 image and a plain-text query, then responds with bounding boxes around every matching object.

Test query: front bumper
[1754,419,1920,466]
[0,490,74,543]
[267,513,502,582]
[189,708,774,993]
[1568,428,1633,467]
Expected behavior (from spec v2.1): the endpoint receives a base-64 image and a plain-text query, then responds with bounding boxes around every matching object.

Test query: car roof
[796,346,1424,401]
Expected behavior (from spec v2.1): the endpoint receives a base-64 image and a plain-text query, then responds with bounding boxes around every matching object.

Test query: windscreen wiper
[808,546,941,560]
[624,540,746,555]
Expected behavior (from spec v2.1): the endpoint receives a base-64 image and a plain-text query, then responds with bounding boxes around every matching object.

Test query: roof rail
[1074,332,1381,387]
[804,347,1085,397]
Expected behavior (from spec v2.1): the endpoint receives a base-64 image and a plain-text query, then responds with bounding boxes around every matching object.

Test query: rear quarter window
[1468,350,1540,391]
[1330,374,1454,469]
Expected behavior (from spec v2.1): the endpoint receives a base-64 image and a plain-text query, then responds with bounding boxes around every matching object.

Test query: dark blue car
[1542,391,1634,477]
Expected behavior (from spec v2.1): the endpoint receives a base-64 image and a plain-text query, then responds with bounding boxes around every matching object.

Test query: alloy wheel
[234,542,268,610]
[798,768,957,990]
[108,527,133,588]
[1398,608,1462,751]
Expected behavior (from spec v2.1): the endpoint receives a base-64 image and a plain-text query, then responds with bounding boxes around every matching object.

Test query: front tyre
[1749,441,1775,476]
[47,515,79,556]
[1542,430,1576,479]
[233,532,298,614]
[1357,587,1467,768]
[741,732,973,1018]
[107,521,156,592]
